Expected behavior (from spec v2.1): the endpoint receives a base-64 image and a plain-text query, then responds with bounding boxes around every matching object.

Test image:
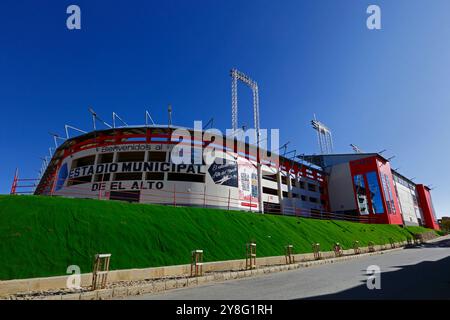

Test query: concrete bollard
[285,245,295,265]
[353,241,361,255]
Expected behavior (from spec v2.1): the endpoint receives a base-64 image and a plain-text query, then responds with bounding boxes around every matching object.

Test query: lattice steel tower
[230,68,263,213]
[231,68,260,137]
[311,115,334,154]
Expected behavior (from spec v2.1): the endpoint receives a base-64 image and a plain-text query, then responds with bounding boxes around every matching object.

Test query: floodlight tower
[311,115,333,154]
[230,68,263,213]
[231,69,260,136]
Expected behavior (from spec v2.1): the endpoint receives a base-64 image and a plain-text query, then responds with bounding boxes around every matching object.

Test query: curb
[18,243,410,300]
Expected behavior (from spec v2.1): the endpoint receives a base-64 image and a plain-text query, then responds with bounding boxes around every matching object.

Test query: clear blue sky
[0,0,449,218]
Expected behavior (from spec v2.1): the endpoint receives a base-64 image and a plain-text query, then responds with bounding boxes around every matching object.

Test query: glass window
[98,153,114,164]
[148,151,167,162]
[117,152,145,162]
[381,174,396,214]
[72,155,95,169]
[366,172,384,214]
[353,174,369,215]
[167,173,205,183]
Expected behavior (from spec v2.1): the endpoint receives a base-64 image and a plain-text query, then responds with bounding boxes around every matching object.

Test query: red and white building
[30,126,440,230]
[302,153,440,230]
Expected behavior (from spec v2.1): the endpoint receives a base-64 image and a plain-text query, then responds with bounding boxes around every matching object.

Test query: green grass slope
[0,195,435,281]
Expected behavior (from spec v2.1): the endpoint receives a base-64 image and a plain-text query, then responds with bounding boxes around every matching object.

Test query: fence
[10,171,39,195]
[13,176,380,224]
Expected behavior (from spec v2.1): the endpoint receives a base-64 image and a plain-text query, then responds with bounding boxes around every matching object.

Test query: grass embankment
[0,195,436,281]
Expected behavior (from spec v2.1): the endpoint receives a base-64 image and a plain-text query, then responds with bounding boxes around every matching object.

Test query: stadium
[28,124,328,215]
[10,69,440,230]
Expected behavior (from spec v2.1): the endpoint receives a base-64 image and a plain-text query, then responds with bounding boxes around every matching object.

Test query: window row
[68,172,205,186]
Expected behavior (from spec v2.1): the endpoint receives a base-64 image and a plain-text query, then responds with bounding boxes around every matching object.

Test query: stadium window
[72,155,95,169]
[301,195,307,201]
[148,151,167,162]
[117,152,145,162]
[308,183,316,192]
[98,153,114,164]
[299,181,305,189]
[309,197,318,203]
[68,175,93,186]
[167,173,205,183]
[94,173,110,182]
[262,187,278,196]
[292,193,298,198]
[114,172,143,181]
[109,191,140,203]
[281,176,287,185]
[146,172,165,180]
[282,191,288,197]
[262,174,277,182]
[291,178,297,186]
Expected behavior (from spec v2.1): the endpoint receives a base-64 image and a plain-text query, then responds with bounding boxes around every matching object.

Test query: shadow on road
[302,238,450,300]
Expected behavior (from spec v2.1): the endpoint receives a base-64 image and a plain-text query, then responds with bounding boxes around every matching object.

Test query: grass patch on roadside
[0,195,437,280]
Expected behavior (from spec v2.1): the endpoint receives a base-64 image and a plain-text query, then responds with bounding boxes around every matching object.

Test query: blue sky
[0,0,449,218]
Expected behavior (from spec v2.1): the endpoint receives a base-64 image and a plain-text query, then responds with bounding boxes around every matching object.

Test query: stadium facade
[32,125,440,230]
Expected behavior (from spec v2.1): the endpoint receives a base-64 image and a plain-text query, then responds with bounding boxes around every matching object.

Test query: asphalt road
[129,237,450,300]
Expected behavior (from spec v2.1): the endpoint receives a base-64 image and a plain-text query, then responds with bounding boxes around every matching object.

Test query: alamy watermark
[66,265,82,290]
[66,5,81,30]
[169,121,280,168]
[367,5,382,30]
[366,265,381,290]
[67,4,381,31]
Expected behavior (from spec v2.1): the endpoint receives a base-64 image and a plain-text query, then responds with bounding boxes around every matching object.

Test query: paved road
[130,237,450,300]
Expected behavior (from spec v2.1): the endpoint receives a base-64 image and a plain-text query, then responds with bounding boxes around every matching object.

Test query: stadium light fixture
[40,157,49,167]
[88,107,112,131]
[277,142,290,156]
[145,110,156,126]
[311,115,333,154]
[49,132,67,148]
[203,118,214,130]
[112,112,128,128]
[168,104,173,128]
[65,125,87,139]
[350,144,363,153]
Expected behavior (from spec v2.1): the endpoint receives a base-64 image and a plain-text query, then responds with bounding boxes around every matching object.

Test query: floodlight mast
[311,115,333,154]
[230,68,263,213]
[231,69,260,135]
